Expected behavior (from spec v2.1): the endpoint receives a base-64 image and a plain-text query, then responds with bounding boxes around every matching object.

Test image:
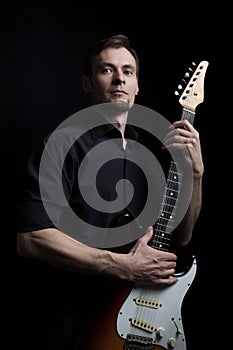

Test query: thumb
[139,225,154,244]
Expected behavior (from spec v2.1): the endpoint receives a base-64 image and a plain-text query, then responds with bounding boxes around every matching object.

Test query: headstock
[175,61,209,111]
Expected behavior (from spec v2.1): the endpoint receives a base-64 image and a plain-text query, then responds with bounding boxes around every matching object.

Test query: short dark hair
[83,34,139,79]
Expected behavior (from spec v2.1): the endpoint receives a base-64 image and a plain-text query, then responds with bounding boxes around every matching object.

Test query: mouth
[110,90,127,96]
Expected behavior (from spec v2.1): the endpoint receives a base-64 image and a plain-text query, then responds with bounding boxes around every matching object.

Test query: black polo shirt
[17,112,164,249]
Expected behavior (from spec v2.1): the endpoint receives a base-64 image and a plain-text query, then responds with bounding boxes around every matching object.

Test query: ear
[135,86,139,95]
[81,75,92,93]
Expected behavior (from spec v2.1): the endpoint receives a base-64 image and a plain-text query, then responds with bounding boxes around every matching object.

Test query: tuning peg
[188,61,197,72]
[175,61,197,97]
[184,61,197,78]
[178,79,186,89]
[175,82,184,96]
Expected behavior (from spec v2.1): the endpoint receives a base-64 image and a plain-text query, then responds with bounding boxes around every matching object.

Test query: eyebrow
[98,62,136,71]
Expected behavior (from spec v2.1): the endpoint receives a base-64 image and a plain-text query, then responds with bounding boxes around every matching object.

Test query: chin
[108,101,132,113]
[93,101,134,117]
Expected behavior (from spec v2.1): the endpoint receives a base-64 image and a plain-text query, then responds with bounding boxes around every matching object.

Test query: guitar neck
[150,108,196,251]
[181,108,195,125]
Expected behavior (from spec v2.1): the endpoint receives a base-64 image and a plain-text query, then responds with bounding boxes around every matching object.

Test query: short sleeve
[16,131,77,233]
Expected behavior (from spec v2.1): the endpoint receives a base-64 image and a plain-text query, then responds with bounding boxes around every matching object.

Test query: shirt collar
[87,112,140,141]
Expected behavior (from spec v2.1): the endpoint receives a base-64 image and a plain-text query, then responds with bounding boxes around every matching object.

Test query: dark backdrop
[1,4,222,350]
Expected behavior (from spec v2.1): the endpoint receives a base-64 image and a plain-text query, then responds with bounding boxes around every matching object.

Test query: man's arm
[163,119,204,246]
[17,226,178,286]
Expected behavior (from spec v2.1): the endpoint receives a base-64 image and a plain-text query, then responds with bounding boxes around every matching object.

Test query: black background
[1,3,223,350]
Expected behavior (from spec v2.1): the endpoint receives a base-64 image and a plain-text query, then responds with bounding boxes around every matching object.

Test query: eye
[101,67,113,74]
[124,70,133,76]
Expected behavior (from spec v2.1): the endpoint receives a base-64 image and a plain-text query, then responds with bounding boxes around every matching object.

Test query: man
[17,34,204,349]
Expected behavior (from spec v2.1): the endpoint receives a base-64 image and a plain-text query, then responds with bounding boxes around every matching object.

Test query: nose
[113,69,125,84]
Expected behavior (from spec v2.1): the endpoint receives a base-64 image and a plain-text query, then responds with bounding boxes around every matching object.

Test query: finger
[165,126,196,142]
[153,276,178,286]
[163,129,189,148]
[163,134,198,152]
[173,119,194,131]
[161,268,176,277]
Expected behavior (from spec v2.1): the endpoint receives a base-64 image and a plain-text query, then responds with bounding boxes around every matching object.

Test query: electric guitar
[82,60,209,350]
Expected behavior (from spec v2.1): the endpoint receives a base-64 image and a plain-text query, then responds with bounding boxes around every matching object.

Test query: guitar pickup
[130,317,156,333]
[135,296,160,309]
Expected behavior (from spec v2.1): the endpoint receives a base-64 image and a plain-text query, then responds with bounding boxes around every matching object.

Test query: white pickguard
[117,257,197,349]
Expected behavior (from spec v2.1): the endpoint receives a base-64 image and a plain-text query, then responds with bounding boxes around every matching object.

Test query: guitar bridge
[124,334,154,350]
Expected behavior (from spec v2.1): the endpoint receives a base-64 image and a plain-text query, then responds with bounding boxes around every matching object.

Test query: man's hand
[123,226,178,286]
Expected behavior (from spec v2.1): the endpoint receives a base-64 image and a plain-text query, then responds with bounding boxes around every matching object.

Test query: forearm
[17,228,127,277]
[174,173,203,246]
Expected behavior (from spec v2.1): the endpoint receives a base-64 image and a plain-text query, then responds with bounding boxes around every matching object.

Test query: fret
[157,211,176,221]
[153,243,170,252]
[157,216,174,225]
[152,229,171,237]
[161,199,178,209]
[182,109,195,125]
[165,181,180,190]
[156,220,174,226]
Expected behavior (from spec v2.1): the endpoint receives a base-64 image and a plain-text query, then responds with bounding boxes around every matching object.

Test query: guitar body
[83,256,196,350]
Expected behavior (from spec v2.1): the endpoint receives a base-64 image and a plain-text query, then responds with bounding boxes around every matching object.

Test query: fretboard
[150,108,195,251]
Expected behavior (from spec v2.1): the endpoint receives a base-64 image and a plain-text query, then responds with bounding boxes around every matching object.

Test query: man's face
[83,47,139,107]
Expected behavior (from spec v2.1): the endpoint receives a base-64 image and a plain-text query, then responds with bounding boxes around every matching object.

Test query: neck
[105,112,128,135]
[94,101,130,134]
[107,113,128,150]
[114,115,127,133]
